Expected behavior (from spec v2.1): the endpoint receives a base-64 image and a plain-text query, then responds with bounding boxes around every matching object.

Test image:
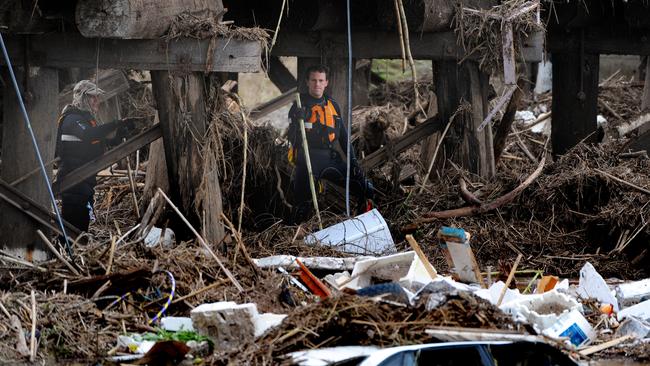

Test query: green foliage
[141,328,211,345]
[371,59,432,82]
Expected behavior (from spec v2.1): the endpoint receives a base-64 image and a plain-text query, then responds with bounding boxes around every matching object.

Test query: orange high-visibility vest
[306,99,339,144]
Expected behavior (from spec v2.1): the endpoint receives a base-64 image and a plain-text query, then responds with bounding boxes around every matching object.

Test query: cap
[73,80,105,98]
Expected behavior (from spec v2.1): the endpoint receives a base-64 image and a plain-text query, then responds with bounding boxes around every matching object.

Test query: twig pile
[454,0,545,71]
[219,292,517,365]
[165,12,270,42]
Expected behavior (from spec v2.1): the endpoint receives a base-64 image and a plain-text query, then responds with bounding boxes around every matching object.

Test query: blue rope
[345,0,352,217]
[0,33,74,259]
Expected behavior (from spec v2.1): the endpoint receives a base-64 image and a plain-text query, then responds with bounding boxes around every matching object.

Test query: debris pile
[2,58,650,366]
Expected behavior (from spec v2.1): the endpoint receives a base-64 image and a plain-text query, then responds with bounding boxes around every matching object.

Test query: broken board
[437,227,483,285]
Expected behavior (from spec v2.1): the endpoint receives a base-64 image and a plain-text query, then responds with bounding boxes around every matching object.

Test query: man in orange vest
[287,64,373,223]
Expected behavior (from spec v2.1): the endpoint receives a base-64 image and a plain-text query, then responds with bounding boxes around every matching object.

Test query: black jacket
[55,106,120,187]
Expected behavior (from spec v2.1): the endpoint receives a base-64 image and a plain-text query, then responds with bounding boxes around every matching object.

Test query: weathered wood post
[0,67,59,260]
[151,71,225,244]
[551,42,599,155]
[422,60,495,178]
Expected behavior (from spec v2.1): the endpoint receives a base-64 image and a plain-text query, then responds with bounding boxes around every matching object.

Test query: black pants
[291,148,371,223]
[61,183,94,232]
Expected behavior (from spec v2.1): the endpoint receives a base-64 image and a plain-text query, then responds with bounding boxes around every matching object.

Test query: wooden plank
[54,124,162,194]
[2,33,261,73]
[0,67,59,254]
[551,50,599,155]
[579,336,633,356]
[249,87,297,120]
[548,28,650,56]
[272,30,543,62]
[268,56,297,93]
[0,179,80,238]
[361,115,445,171]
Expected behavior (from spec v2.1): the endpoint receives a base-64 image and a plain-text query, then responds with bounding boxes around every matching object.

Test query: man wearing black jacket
[55,80,134,232]
[287,65,373,223]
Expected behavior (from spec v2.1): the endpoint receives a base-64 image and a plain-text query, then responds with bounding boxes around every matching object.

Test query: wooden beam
[272,30,543,62]
[268,56,297,93]
[151,71,225,244]
[54,124,163,194]
[0,179,80,238]
[2,33,261,73]
[1,67,59,255]
[250,87,297,120]
[548,28,650,56]
[551,50,599,155]
[361,115,445,171]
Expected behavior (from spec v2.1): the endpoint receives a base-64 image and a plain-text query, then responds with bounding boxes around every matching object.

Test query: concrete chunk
[190,302,258,350]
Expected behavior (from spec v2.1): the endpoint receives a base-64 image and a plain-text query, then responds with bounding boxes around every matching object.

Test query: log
[405,155,546,229]
[376,0,458,32]
[0,67,58,260]
[76,0,224,39]
[151,71,225,244]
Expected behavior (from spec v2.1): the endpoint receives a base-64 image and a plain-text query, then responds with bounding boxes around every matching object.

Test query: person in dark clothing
[287,65,373,223]
[55,80,134,232]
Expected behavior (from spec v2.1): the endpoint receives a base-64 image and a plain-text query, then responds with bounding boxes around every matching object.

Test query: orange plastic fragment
[536,275,559,294]
[294,258,331,299]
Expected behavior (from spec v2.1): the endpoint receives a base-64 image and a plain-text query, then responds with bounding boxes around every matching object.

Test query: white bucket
[305,209,395,255]
[543,309,595,347]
